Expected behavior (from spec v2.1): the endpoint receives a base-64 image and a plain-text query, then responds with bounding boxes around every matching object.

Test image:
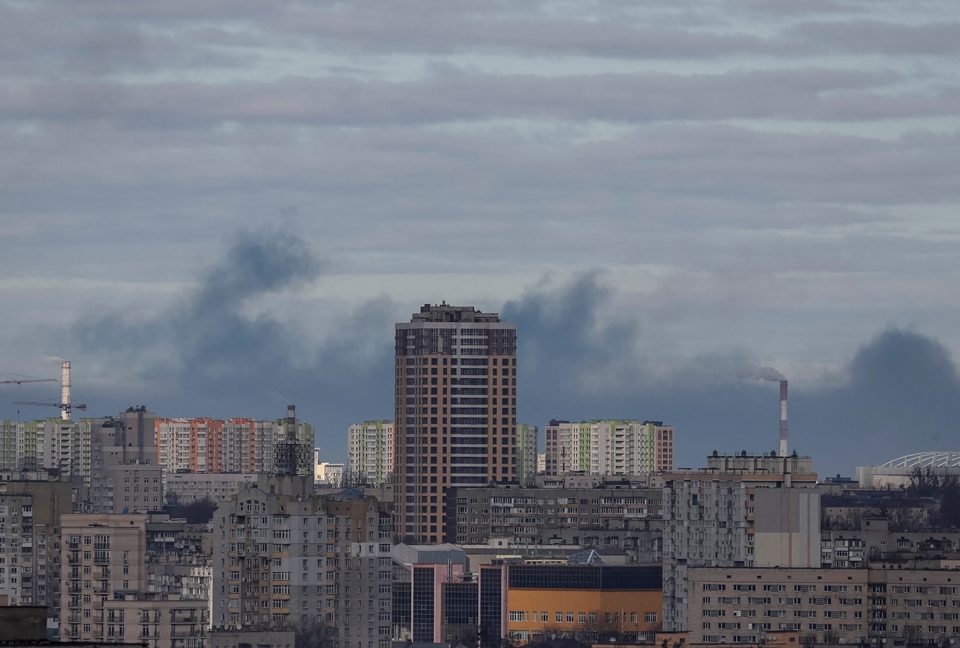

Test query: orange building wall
[507,589,662,636]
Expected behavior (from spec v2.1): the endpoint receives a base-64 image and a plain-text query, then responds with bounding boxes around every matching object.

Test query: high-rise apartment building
[544,420,674,476]
[0,478,73,620]
[212,474,393,648]
[0,418,91,481]
[348,421,394,487]
[515,424,538,487]
[89,408,163,513]
[59,513,210,648]
[662,454,820,632]
[394,304,518,544]
[156,418,313,476]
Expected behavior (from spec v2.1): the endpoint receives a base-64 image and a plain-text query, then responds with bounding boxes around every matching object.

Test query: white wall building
[347,421,394,486]
[544,420,674,476]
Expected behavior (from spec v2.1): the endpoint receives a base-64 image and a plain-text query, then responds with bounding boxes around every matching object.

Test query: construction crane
[13,399,87,417]
[0,376,57,386]
[13,361,84,420]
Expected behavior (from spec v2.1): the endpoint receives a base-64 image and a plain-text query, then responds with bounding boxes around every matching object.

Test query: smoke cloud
[65,227,395,451]
[33,239,960,475]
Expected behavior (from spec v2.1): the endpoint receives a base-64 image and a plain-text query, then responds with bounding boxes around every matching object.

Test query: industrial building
[394,303,518,544]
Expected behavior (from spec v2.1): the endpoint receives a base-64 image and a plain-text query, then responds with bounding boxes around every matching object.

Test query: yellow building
[506,563,662,643]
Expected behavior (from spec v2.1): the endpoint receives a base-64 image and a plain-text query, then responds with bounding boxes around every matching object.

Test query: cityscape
[1,303,959,648]
[3,3,960,648]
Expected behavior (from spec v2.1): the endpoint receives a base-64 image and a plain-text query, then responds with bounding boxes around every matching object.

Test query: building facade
[157,418,314,476]
[444,482,662,559]
[506,564,662,644]
[0,418,91,481]
[59,513,209,648]
[662,455,820,632]
[394,304,518,544]
[348,421,394,487]
[211,475,393,648]
[0,478,74,620]
[515,425,538,488]
[164,473,259,505]
[689,564,960,646]
[544,420,674,477]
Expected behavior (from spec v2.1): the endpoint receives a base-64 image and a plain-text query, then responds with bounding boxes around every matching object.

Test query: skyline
[3,2,960,476]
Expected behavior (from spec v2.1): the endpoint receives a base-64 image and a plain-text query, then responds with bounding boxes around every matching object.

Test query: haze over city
[4,1,960,476]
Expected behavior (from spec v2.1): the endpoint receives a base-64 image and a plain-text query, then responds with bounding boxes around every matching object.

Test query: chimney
[61,361,71,421]
[779,380,788,457]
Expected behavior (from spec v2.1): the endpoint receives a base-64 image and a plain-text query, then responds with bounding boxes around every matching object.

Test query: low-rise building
[506,563,663,644]
[688,564,960,646]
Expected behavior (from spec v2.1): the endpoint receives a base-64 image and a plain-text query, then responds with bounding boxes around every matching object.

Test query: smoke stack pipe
[779,380,788,457]
[61,361,71,421]
[286,405,297,443]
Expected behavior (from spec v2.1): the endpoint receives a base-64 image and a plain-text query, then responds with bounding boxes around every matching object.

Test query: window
[645,612,658,623]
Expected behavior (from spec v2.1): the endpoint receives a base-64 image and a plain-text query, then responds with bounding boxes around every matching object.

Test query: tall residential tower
[394,304,517,543]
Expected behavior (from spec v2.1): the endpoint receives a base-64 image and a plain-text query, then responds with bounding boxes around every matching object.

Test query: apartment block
[59,513,209,648]
[444,481,662,560]
[662,454,819,632]
[157,418,313,476]
[515,424,538,488]
[89,408,164,513]
[0,479,73,619]
[348,421,394,487]
[212,475,393,648]
[165,474,259,505]
[0,418,91,482]
[689,564,960,646]
[395,304,518,544]
[544,420,673,477]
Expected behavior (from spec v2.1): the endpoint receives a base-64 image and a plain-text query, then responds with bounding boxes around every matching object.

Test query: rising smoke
[47,236,960,474]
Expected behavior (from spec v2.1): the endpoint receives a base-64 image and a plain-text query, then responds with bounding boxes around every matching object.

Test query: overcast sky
[2,1,960,476]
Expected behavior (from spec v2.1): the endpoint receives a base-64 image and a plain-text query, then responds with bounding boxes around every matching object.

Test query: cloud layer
[1,0,960,476]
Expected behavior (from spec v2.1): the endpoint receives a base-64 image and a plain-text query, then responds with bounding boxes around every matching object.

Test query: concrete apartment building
[212,474,393,648]
[444,480,663,560]
[89,407,164,513]
[395,304,518,544]
[544,420,674,477]
[0,418,91,481]
[662,453,820,632]
[515,424,538,488]
[165,474,259,505]
[689,563,960,646]
[0,478,73,625]
[157,418,314,475]
[59,513,209,648]
[348,421,394,487]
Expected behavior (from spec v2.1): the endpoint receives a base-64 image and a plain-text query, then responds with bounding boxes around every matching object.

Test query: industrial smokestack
[61,361,71,421]
[286,404,297,442]
[779,380,788,457]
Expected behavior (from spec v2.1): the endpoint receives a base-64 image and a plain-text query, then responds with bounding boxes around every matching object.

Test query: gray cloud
[503,275,960,474]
